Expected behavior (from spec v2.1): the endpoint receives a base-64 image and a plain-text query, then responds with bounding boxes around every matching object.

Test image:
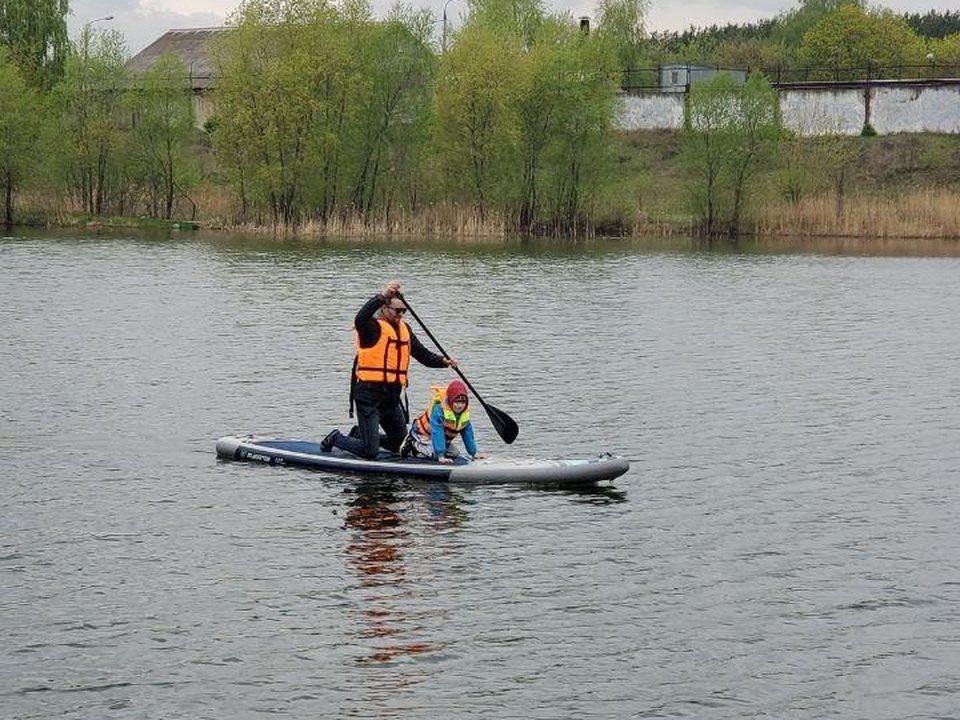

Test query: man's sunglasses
[387,306,407,314]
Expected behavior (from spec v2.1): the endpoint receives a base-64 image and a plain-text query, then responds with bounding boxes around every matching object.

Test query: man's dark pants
[331,381,406,459]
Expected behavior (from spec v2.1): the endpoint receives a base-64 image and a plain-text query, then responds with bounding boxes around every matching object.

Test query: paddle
[397,292,519,444]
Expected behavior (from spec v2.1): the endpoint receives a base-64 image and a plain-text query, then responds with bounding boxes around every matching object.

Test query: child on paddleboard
[401,379,480,463]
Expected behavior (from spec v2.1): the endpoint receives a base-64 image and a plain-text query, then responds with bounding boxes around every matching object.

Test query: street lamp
[81,15,114,60]
[926,52,935,80]
[83,15,114,31]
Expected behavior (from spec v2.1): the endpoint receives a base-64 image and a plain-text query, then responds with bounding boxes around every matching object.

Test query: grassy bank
[194,130,960,241]
[622,130,960,240]
[14,131,960,241]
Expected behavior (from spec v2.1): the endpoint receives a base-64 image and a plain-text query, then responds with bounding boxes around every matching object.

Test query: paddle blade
[484,402,519,444]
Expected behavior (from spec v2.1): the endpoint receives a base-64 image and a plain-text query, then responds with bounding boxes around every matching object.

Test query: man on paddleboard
[320,280,457,459]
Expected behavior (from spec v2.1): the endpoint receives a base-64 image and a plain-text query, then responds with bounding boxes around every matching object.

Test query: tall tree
[512,17,567,231]
[126,52,196,219]
[53,28,129,215]
[211,0,436,226]
[212,0,341,226]
[0,48,40,222]
[905,10,960,40]
[347,4,435,216]
[683,71,781,236]
[931,32,960,69]
[683,73,737,236]
[800,4,925,78]
[0,0,69,88]
[726,72,781,232]
[467,0,544,49]
[546,24,620,234]
[434,22,519,216]
[771,0,855,47]
[596,0,649,76]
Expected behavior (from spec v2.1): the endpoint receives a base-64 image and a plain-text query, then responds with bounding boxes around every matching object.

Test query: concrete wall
[872,85,960,134]
[617,93,685,131]
[617,81,960,135]
[779,88,865,135]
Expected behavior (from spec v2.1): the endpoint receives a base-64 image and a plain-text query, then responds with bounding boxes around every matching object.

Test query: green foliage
[778,131,809,203]
[466,0,544,48]
[682,71,781,236]
[596,0,649,74]
[52,28,130,215]
[648,0,851,66]
[434,22,519,213]
[916,136,957,172]
[543,26,620,233]
[645,1,948,82]
[820,133,861,219]
[905,10,960,39]
[213,0,351,223]
[800,4,925,77]
[711,39,793,72]
[0,47,40,222]
[433,6,620,232]
[211,0,437,225]
[931,33,960,68]
[770,0,855,47]
[347,4,437,215]
[125,53,196,219]
[650,22,775,59]
[777,129,837,204]
[0,0,69,88]
[207,0,624,233]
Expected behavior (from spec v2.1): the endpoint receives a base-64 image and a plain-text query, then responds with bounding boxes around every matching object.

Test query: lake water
[3,230,960,719]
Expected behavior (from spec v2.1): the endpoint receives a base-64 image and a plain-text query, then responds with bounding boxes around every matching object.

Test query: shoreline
[10,215,960,244]
[8,216,960,257]
[9,132,960,243]
[10,170,960,245]
[8,221,960,243]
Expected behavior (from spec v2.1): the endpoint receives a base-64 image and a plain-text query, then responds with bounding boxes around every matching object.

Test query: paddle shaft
[396,292,488,406]
[396,293,518,443]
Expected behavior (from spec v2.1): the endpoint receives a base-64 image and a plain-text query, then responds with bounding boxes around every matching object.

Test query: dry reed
[753,189,960,240]
[200,200,511,240]
[301,204,508,239]
[631,210,696,237]
[15,185,960,244]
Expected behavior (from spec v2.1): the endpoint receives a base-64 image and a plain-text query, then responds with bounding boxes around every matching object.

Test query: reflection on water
[343,481,467,666]
[727,234,960,257]
[7,225,960,259]
[535,483,629,505]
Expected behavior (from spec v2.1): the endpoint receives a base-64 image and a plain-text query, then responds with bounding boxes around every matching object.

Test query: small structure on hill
[126,27,226,127]
[660,64,747,93]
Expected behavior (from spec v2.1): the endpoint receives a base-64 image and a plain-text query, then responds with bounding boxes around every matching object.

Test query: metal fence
[621,63,960,93]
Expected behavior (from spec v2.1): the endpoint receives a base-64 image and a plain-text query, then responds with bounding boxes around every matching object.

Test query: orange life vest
[414,385,471,441]
[354,318,411,385]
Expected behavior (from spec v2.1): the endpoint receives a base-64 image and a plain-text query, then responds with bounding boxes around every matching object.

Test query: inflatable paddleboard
[216,435,628,485]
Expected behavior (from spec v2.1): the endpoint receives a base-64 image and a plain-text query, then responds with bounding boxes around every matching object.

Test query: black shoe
[399,435,413,459]
[319,430,339,452]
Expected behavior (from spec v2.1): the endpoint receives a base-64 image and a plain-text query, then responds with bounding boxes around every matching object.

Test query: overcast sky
[68,0,960,56]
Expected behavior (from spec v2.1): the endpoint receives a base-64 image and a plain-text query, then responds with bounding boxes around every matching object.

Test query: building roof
[126,27,227,89]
